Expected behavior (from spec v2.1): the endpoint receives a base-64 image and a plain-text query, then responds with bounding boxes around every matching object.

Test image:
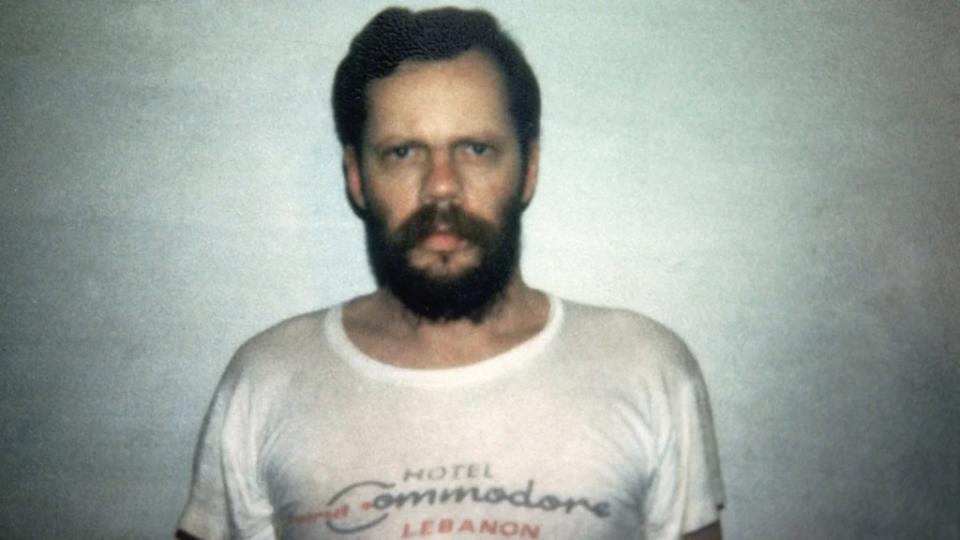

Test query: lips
[420,229,465,252]
[387,204,488,255]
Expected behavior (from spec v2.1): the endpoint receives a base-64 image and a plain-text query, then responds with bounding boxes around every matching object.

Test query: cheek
[364,184,419,227]
[469,176,524,221]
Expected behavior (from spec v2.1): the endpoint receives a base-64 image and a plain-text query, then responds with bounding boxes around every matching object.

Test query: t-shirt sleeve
[641,339,725,539]
[177,358,275,540]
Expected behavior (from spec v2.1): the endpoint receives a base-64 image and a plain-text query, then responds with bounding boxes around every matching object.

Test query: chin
[411,250,481,278]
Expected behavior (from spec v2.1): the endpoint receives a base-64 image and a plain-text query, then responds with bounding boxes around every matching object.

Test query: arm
[683,521,722,540]
[642,334,725,540]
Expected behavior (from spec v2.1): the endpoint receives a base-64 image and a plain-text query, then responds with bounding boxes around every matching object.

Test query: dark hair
[332,7,540,162]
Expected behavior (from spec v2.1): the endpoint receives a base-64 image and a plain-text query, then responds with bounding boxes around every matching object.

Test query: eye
[468,143,489,156]
[389,146,411,159]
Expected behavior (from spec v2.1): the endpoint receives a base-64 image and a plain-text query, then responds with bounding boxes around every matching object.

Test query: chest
[260,379,658,539]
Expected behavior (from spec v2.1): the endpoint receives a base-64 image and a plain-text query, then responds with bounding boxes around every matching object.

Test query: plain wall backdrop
[1,1,958,538]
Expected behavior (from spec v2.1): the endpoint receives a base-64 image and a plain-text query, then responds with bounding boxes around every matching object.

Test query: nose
[420,149,462,204]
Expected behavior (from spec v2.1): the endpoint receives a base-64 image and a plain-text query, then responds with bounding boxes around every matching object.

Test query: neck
[343,273,550,369]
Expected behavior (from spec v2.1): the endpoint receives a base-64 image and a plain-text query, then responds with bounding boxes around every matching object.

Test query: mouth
[419,228,466,252]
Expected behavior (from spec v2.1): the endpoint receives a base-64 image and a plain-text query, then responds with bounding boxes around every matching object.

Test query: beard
[362,196,523,324]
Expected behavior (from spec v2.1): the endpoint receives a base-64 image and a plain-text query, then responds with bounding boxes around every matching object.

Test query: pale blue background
[1,1,958,538]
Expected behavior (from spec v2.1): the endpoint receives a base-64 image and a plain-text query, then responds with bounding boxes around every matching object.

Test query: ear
[343,145,366,210]
[521,142,540,205]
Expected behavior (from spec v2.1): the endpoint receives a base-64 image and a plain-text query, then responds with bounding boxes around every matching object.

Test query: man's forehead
[363,50,512,142]
[372,49,504,91]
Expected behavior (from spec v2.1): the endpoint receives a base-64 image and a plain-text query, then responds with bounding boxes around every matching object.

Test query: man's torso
[180,297,723,540]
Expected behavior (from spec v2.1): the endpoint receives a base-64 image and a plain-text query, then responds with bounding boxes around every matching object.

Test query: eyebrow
[370,131,511,149]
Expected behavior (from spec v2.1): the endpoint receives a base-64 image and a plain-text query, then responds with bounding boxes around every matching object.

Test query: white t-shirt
[178,296,724,540]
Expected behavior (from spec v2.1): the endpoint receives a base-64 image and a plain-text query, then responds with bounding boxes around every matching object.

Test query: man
[177,7,724,540]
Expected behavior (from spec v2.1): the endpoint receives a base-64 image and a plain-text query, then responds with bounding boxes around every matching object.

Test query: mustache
[391,204,498,249]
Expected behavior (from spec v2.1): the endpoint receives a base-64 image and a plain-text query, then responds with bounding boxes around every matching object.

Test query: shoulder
[555,297,702,384]
[220,306,338,387]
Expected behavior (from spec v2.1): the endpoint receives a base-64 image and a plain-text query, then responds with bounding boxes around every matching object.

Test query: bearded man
[177,7,724,540]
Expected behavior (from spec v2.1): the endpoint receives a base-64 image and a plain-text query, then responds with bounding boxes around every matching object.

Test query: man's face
[345,50,538,322]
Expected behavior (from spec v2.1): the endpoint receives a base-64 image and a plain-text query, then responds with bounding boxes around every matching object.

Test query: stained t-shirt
[177,296,724,539]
